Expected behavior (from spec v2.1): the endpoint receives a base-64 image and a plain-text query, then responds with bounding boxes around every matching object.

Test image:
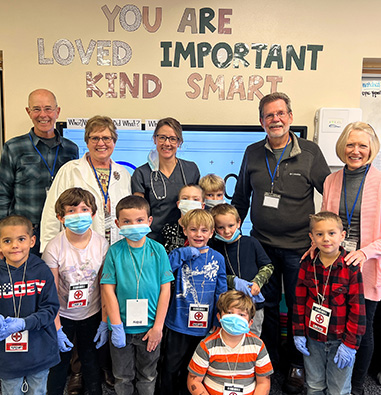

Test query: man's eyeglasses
[88,136,114,144]
[155,134,179,144]
[263,111,290,121]
[29,106,57,115]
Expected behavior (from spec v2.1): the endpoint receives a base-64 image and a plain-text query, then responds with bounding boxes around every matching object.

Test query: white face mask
[178,200,202,216]
[205,199,226,208]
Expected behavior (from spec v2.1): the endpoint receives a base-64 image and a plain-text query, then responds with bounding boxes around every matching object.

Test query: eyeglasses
[88,136,114,144]
[155,134,179,144]
[29,106,57,115]
[263,111,290,121]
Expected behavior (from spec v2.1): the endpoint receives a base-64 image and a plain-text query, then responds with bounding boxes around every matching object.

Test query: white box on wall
[314,108,362,166]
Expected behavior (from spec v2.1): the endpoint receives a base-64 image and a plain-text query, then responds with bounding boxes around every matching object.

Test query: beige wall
[0,0,380,141]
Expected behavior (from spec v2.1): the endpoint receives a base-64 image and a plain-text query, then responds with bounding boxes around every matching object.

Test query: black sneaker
[282,367,305,394]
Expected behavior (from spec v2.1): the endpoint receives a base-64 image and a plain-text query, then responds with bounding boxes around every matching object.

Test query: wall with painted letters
[0,0,379,140]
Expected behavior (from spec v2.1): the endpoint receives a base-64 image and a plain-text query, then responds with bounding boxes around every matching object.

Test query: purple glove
[57,327,73,352]
[294,336,310,356]
[181,247,201,261]
[251,292,265,304]
[94,321,109,349]
[111,323,126,348]
[233,277,253,297]
[334,343,356,369]
[0,317,26,341]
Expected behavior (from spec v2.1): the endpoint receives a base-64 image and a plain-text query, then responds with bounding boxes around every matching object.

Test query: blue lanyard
[28,133,59,181]
[265,136,290,192]
[89,156,112,206]
[343,164,369,232]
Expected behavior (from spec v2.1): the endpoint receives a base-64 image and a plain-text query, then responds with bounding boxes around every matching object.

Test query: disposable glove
[181,246,201,261]
[57,327,74,352]
[94,321,109,349]
[0,317,26,341]
[111,323,126,348]
[0,314,5,329]
[251,292,265,304]
[334,343,356,369]
[233,277,253,297]
[294,336,310,356]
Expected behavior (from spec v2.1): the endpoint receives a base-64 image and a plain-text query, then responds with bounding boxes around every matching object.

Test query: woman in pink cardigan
[322,122,381,395]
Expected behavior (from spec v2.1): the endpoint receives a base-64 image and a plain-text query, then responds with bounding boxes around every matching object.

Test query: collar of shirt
[30,128,62,148]
[264,130,301,157]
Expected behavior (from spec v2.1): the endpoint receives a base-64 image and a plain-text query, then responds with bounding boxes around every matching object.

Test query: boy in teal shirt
[101,195,174,395]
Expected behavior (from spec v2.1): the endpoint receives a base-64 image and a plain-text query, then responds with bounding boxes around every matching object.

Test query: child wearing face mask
[199,173,226,210]
[210,204,274,336]
[162,184,205,253]
[188,290,273,395]
[42,187,109,395]
[101,195,174,395]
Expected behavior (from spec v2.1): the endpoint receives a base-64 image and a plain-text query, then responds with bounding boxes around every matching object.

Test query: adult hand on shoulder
[57,327,74,352]
[142,325,162,352]
[233,277,253,297]
[300,243,317,262]
[334,343,356,369]
[93,321,109,349]
[344,250,366,268]
[294,336,310,356]
[111,323,126,348]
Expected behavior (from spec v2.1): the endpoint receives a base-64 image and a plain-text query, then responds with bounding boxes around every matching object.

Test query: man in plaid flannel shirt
[0,89,78,254]
[293,211,366,394]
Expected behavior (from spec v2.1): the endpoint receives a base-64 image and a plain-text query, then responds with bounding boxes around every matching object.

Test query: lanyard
[224,239,241,278]
[127,242,146,299]
[343,164,369,234]
[312,253,333,305]
[190,248,208,305]
[89,156,112,207]
[6,260,28,318]
[265,136,290,193]
[28,133,60,181]
[222,331,243,384]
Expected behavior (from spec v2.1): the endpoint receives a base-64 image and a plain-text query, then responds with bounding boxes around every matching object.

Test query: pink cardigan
[322,165,381,301]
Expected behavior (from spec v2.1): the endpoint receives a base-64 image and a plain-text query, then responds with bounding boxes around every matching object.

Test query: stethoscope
[150,158,187,200]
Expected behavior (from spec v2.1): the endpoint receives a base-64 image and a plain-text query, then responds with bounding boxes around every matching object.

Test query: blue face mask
[220,314,250,336]
[64,213,92,235]
[215,229,241,243]
[119,224,151,241]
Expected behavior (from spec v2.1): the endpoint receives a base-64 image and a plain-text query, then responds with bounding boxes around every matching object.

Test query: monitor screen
[63,124,307,235]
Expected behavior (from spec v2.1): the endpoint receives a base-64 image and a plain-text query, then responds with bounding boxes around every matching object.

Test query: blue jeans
[1,369,49,395]
[110,331,160,395]
[260,245,305,368]
[304,337,353,395]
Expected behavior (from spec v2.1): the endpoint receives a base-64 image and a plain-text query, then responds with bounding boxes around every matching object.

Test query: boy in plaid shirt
[293,211,366,394]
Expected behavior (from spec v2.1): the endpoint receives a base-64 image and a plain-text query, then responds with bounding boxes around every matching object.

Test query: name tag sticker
[223,383,244,395]
[188,304,209,328]
[126,299,148,326]
[6,330,29,352]
[341,239,357,252]
[263,192,281,209]
[309,302,331,335]
[68,282,89,309]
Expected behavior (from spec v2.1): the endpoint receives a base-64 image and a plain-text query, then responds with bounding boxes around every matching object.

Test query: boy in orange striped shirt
[188,290,273,395]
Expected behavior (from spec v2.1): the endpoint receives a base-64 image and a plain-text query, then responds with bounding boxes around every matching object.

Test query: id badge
[309,302,332,335]
[341,238,358,252]
[5,330,29,352]
[263,192,281,209]
[67,282,89,309]
[223,383,244,395]
[126,299,148,326]
[188,304,209,328]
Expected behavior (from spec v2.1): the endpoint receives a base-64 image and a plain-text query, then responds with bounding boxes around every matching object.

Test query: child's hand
[250,282,261,296]
[110,323,126,348]
[93,321,109,349]
[142,326,162,352]
[233,277,253,296]
[0,317,26,341]
[57,327,74,352]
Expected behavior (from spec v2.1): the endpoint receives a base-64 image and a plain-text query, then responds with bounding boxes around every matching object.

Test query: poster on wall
[361,77,381,171]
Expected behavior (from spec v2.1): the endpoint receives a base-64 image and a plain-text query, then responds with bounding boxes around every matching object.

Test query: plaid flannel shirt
[293,247,366,349]
[0,129,78,224]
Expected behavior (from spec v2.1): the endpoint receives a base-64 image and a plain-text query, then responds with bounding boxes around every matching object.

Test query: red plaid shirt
[293,247,366,349]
